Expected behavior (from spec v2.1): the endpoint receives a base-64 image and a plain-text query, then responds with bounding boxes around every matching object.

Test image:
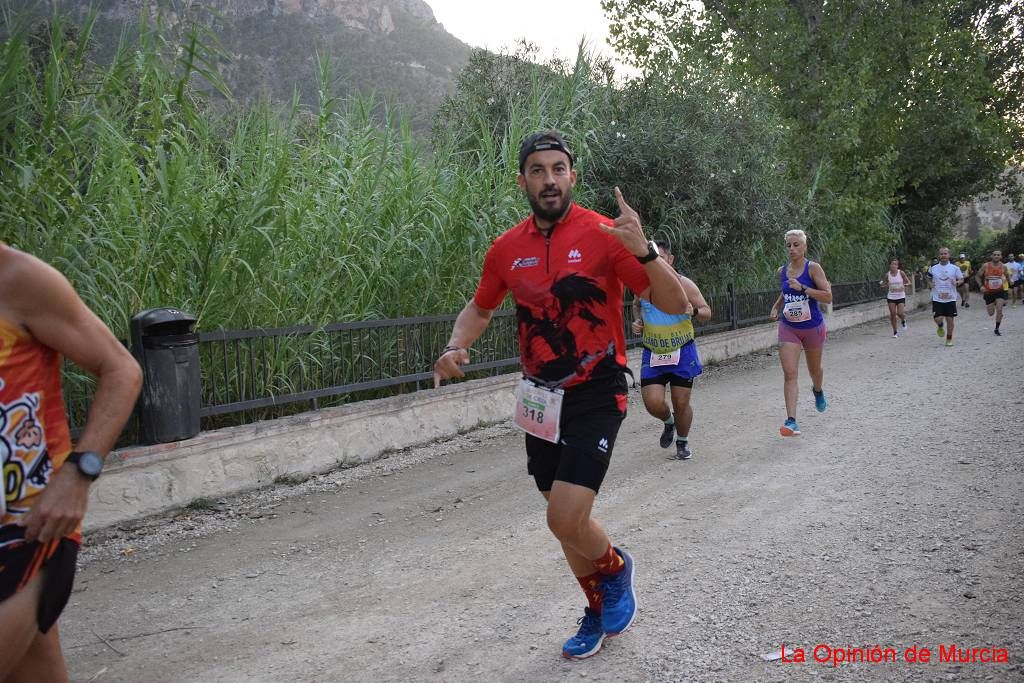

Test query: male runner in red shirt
[434,131,689,659]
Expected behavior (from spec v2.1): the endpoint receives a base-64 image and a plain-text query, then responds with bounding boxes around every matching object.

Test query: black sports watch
[67,451,104,481]
[636,240,660,264]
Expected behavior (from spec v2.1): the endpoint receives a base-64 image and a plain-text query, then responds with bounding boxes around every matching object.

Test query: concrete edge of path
[85,289,930,531]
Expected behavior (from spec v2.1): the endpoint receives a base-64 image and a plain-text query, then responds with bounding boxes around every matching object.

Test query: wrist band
[440,345,463,356]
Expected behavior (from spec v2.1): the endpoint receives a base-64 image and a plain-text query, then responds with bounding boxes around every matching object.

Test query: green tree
[603,0,1024,260]
[434,46,824,284]
[586,74,807,279]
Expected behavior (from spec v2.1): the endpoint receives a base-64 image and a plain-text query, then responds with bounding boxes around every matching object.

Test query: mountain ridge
[7,0,472,128]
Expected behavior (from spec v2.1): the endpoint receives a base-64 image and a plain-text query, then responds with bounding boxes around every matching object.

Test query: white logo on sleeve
[568,248,582,264]
[597,437,609,453]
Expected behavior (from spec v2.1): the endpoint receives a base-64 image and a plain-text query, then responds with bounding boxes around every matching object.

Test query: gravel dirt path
[63,304,1024,682]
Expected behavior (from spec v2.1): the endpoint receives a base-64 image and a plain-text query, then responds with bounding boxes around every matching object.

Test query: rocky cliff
[50,0,436,32]
[10,0,470,129]
[30,0,436,27]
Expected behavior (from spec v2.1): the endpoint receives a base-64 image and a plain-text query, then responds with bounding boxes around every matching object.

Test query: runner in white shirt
[879,258,911,337]
[1006,254,1022,307]
[927,247,963,347]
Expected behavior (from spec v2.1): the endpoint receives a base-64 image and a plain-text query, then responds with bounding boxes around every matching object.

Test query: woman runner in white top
[879,258,911,337]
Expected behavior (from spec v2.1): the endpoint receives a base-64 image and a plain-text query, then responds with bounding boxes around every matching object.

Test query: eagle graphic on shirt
[514,272,620,386]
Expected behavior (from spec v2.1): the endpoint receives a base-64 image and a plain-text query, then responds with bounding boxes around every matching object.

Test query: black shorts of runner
[0,537,79,633]
[640,374,694,389]
[525,374,627,494]
[931,301,957,317]
[886,298,906,306]
[983,290,1008,304]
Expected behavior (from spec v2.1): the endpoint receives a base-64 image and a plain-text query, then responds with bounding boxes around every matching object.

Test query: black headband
[518,134,574,172]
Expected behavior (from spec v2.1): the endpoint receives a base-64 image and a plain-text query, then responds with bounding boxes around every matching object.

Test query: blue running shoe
[599,548,637,636]
[780,418,801,436]
[562,607,605,659]
[813,389,827,413]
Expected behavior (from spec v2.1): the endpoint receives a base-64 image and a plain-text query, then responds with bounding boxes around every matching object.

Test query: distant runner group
[927,246,1019,344]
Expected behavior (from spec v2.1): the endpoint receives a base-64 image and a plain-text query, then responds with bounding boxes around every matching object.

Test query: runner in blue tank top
[769,229,833,436]
[630,240,712,460]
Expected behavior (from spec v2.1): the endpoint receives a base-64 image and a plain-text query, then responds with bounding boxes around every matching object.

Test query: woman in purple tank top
[769,229,833,436]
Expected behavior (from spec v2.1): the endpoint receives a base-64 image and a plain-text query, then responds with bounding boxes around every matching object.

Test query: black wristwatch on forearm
[636,240,659,264]
[66,451,104,481]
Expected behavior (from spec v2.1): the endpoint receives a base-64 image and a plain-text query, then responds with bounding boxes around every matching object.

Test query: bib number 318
[513,379,563,444]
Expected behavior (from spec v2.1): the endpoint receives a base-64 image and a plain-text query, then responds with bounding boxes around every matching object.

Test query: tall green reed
[1,13,886,434]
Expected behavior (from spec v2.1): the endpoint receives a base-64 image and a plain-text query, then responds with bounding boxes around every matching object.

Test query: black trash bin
[130,308,200,444]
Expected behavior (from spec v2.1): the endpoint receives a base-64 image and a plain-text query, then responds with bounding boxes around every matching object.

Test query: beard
[527,186,573,223]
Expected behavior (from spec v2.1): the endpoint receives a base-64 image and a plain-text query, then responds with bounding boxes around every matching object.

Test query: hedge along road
[63,304,1024,682]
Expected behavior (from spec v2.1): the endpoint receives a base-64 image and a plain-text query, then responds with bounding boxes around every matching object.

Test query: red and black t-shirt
[474,203,650,389]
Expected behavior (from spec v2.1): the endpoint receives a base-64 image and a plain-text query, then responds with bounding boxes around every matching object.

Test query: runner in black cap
[435,130,689,659]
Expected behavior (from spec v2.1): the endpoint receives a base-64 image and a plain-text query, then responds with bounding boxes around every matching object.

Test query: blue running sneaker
[813,389,827,413]
[780,418,801,436]
[599,548,637,636]
[562,607,605,659]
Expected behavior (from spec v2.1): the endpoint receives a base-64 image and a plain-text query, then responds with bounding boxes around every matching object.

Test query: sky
[427,0,619,65]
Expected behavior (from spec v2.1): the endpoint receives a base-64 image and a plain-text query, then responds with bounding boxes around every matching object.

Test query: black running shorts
[0,537,79,633]
[640,374,694,389]
[525,375,627,494]
[983,290,1008,304]
[931,301,957,317]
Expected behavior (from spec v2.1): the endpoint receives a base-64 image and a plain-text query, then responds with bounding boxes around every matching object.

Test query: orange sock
[576,573,603,613]
[593,544,624,575]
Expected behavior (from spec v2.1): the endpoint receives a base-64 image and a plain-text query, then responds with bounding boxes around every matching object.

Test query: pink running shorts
[778,321,827,348]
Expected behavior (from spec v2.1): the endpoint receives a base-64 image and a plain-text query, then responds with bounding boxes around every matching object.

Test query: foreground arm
[11,252,142,543]
[433,300,495,387]
[637,259,689,315]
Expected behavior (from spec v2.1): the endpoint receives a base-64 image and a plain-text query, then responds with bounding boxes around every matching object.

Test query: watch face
[78,452,104,477]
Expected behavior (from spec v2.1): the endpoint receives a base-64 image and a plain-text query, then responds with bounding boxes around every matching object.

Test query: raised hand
[599,187,647,257]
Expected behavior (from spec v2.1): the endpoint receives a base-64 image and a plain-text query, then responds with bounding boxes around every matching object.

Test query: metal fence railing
[65,279,883,445]
[196,310,520,418]
[831,280,881,310]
